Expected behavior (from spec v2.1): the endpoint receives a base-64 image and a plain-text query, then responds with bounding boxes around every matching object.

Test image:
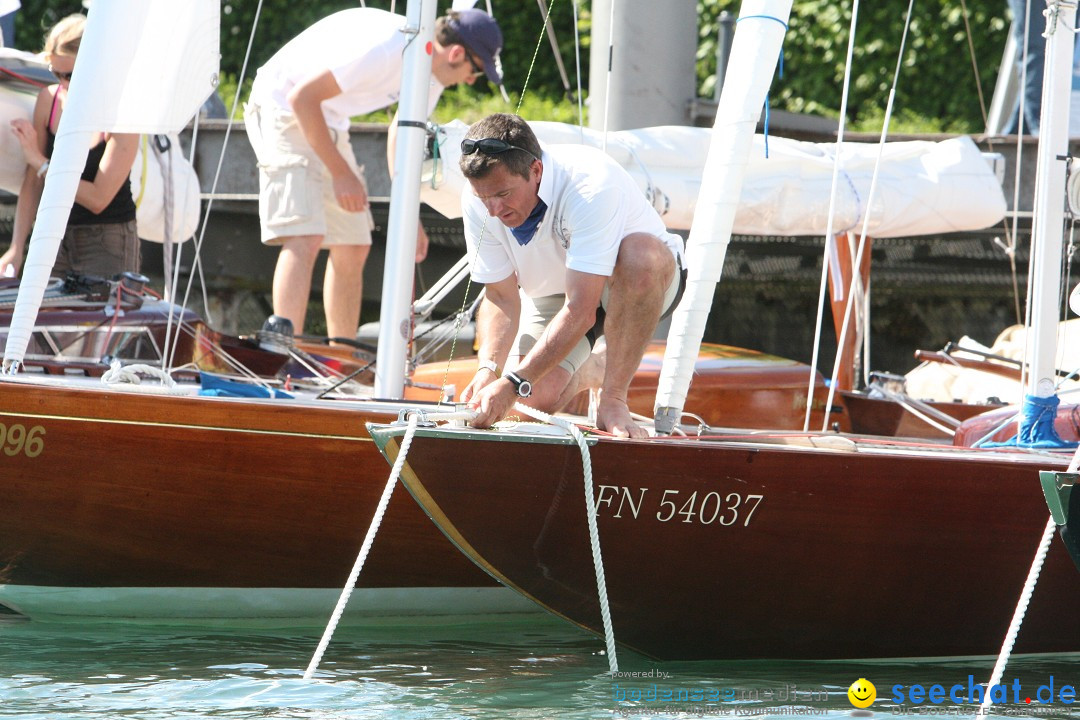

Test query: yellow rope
[133,134,149,209]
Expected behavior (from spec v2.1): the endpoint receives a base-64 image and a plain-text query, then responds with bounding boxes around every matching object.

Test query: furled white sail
[422,120,1004,238]
[653,0,792,434]
[2,0,219,371]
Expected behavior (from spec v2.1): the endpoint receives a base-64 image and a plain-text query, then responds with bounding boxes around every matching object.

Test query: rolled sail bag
[131,133,201,244]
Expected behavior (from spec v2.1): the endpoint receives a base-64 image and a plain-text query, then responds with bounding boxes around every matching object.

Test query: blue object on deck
[986,393,1077,449]
[198,372,293,399]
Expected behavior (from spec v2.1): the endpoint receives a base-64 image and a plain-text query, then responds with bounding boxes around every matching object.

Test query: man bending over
[459,113,684,438]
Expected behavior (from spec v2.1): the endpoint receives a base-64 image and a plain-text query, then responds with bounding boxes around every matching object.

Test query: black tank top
[44,98,137,226]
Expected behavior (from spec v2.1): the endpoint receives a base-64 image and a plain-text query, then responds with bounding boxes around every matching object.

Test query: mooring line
[977,440,1080,716]
[303,409,475,680]
[512,402,619,674]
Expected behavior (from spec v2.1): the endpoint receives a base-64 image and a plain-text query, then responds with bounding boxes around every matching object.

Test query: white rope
[304,412,420,681]
[512,402,619,673]
[977,515,1057,716]
[977,440,1080,716]
[303,408,476,681]
[101,361,186,395]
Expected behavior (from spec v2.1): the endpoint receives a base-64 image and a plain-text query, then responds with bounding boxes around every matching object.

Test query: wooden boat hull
[0,378,538,622]
[841,390,1001,440]
[0,301,854,623]
[370,423,1079,660]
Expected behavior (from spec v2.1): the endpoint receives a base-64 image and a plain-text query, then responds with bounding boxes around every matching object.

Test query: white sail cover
[422,121,1005,238]
[653,0,792,432]
[2,0,219,370]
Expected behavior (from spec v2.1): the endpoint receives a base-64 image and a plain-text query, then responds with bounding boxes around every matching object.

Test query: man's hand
[467,377,518,428]
[332,170,368,213]
[461,367,496,404]
[596,393,648,439]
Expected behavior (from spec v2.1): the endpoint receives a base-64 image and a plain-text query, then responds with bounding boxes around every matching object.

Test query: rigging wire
[1005,0,1035,325]
[822,0,918,423]
[802,0,861,432]
[602,0,615,154]
[959,0,991,129]
[571,0,585,134]
[514,0,559,115]
[534,0,574,102]
[163,0,266,373]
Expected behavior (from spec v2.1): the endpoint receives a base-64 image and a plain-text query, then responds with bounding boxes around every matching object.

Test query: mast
[653,0,792,434]
[1025,0,1076,398]
[1,0,218,373]
[374,0,438,398]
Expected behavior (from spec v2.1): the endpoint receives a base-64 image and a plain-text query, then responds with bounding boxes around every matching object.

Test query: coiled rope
[101,360,186,395]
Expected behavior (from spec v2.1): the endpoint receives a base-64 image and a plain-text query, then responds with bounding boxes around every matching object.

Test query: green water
[1,616,1078,719]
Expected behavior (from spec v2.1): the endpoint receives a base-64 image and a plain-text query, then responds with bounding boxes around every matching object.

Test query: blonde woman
[0,14,139,278]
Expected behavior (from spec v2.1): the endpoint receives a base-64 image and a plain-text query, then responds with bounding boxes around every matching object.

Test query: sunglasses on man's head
[461,138,539,163]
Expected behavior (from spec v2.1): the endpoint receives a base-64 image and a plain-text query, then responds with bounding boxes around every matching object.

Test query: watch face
[518,381,532,398]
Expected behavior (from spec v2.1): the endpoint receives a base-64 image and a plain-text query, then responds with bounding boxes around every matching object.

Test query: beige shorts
[244,102,374,246]
[512,264,682,375]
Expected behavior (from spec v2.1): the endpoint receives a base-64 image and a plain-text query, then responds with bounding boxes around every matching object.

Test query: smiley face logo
[848,678,876,709]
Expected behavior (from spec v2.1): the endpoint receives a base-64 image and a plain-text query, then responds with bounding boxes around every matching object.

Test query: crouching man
[459,113,684,438]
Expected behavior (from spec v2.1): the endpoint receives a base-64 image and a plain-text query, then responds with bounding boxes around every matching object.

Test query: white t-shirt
[463,144,684,298]
[249,8,444,131]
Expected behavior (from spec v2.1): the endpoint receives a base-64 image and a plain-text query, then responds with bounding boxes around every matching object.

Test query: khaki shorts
[244,102,374,246]
[512,263,682,375]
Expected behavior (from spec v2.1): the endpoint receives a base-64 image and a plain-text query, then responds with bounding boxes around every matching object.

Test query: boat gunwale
[366,420,1074,466]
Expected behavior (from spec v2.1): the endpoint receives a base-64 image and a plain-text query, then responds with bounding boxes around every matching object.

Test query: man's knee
[613,233,675,291]
[328,243,371,267]
[280,235,323,264]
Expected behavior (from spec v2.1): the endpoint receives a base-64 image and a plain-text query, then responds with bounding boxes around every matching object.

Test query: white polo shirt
[249,8,444,131]
[463,144,684,298]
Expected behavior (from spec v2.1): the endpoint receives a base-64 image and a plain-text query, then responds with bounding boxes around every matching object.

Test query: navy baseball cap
[450,9,504,85]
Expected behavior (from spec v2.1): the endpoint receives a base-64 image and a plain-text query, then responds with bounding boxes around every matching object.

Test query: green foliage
[17,0,585,112]
[218,0,584,110]
[698,0,1010,132]
[16,1,1011,133]
[430,84,584,124]
[14,1,85,50]
[217,73,583,126]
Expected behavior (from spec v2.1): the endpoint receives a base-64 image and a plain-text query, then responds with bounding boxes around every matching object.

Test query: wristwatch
[504,371,533,398]
[477,359,498,375]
